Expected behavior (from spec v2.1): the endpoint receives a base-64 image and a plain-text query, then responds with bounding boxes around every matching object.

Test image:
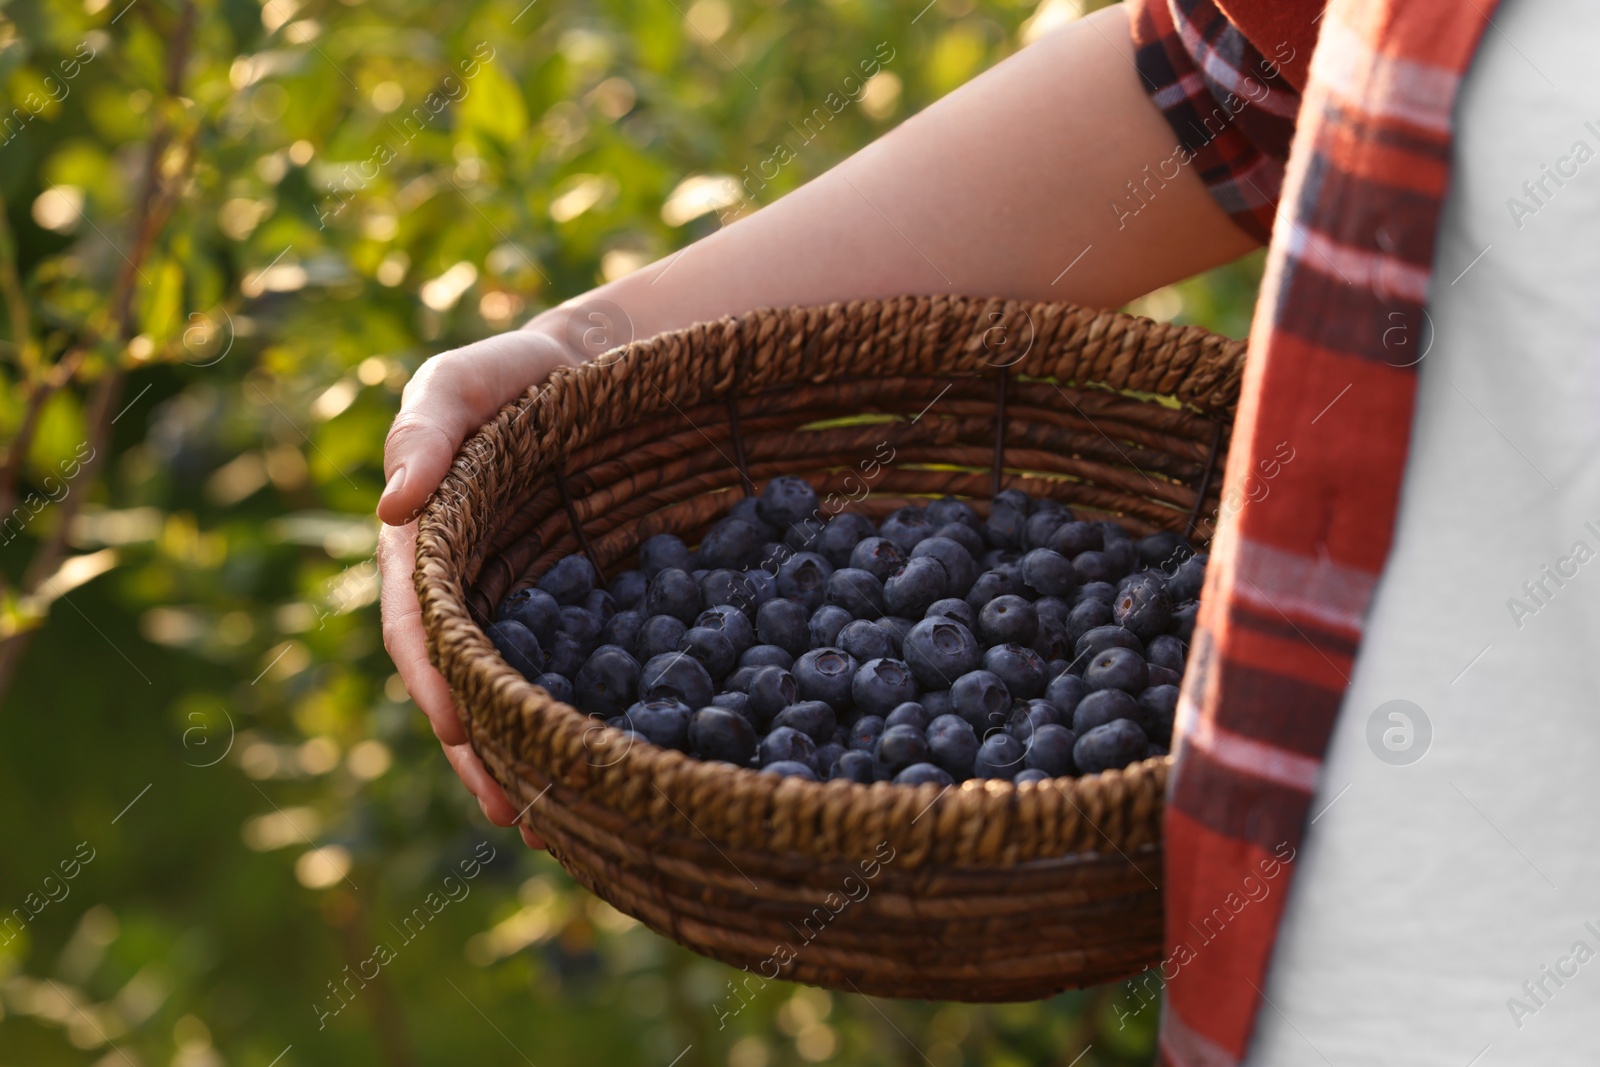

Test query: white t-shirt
[1244,0,1600,1062]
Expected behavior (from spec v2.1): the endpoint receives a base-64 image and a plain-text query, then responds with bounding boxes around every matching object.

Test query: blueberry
[911,536,978,597]
[583,588,619,624]
[894,763,954,787]
[624,698,693,751]
[759,725,817,768]
[793,647,859,710]
[973,733,1027,779]
[829,749,878,783]
[1048,520,1103,558]
[1045,672,1086,717]
[808,604,854,648]
[994,488,1033,512]
[487,619,545,680]
[874,615,914,655]
[694,604,755,652]
[1137,530,1194,570]
[1006,699,1060,742]
[924,597,977,631]
[1073,625,1145,664]
[1165,554,1208,604]
[817,512,877,568]
[698,517,767,571]
[825,568,886,619]
[838,619,895,664]
[980,548,1023,572]
[920,689,953,718]
[1149,744,1170,757]
[876,723,932,775]
[756,598,810,658]
[849,537,905,582]
[884,701,930,733]
[1074,719,1149,773]
[884,556,950,619]
[762,760,819,781]
[678,626,737,680]
[1146,634,1187,673]
[926,496,981,530]
[1033,498,1070,517]
[903,617,981,690]
[758,475,820,529]
[728,495,777,536]
[1071,551,1116,585]
[746,666,799,728]
[1138,685,1178,745]
[1067,597,1115,644]
[574,645,641,716]
[635,614,688,662]
[984,502,1026,550]
[559,605,604,656]
[1033,615,1072,662]
[1112,574,1173,642]
[763,541,797,570]
[848,715,885,752]
[645,568,701,625]
[978,595,1038,647]
[879,507,934,554]
[740,644,794,670]
[1013,768,1051,785]
[536,554,596,605]
[689,706,759,764]
[1020,548,1078,599]
[710,690,755,726]
[1072,688,1142,734]
[777,551,834,612]
[783,518,825,554]
[722,666,759,693]
[544,631,585,678]
[1084,646,1149,695]
[1171,601,1199,641]
[640,534,694,579]
[746,569,779,608]
[935,521,986,560]
[950,670,1012,737]
[926,714,979,779]
[983,643,1047,700]
[774,699,837,744]
[1023,723,1078,777]
[639,652,715,710]
[499,587,561,644]
[851,657,919,716]
[1024,511,1069,551]
[813,742,846,772]
[599,609,646,658]
[964,569,1019,614]
[1147,663,1181,688]
[1076,581,1117,604]
[1102,537,1137,579]
[700,569,759,616]
[1045,658,1070,681]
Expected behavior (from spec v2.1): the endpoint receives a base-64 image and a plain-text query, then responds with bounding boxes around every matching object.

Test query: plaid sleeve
[1127,0,1303,243]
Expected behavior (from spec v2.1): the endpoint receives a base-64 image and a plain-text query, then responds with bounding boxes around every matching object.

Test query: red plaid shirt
[1126,0,1503,1061]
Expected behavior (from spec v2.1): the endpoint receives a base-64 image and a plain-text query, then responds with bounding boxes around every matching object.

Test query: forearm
[527,3,1258,350]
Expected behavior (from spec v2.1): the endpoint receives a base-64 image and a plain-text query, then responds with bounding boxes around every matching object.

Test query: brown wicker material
[415,295,1244,1001]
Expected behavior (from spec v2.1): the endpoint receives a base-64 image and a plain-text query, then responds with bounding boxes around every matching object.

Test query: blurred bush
[0,0,1257,1063]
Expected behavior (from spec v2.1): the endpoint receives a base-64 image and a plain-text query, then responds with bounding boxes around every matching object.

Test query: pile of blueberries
[486,476,1204,787]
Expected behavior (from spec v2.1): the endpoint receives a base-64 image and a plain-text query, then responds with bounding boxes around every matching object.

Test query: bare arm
[378,3,1258,841]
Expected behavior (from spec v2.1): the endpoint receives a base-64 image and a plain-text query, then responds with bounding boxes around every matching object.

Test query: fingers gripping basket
[415,295,1243,1001]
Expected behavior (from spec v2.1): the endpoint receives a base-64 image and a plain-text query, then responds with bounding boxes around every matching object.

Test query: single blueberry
[1045,672,1086,717]
[1073,625,1145,665]
[911,536,978,599]
[950,670,1012,737]
[756,598,810,657]
[638,652,715,710]
[600,609,646,659]
[876,723,932,775]
[927,496,981,530]
[924,597,977,631]
[884,556,950,618]
[1076,581,1117,604]
[894,762,955,787]
[1102,537,1138,579]
[783,517,825,554]
[838,619,895,664]
[624,698,693,751]
[536,554,596,605]
[759,725,817,768]
[817,512,878,568]
[813,742,846,774]
[1074,719,1150,774]
[1165,554,1208,603]
[874,615,914,656]
[635,614,688,663]
[1072,688,1142,734]
[543,631,586,678]
[984,643,1048,700]
[884,701,930,733]
[559,605,604,656]
[1138,684,1179,745]
[984,502,1027,550]
[1020,548,1078,599]
[980,548,1023,572]
[689,706,759,764]
[921,689,953,718]
[808,604,855,649]
[1137,530,1194,569]
[728,495,778,536]
[746,665,799,728]
[1071,551,1116,585]
[829,749,878,783]
[640,534,694,579]
[848,715,886,753]
[574,644,641,717]
[709,690,755,726]
[1006,699,1060,742]
[1024,510,1069,551]
[978,594,1039,647]
[926,714,979,779]
[582,588,618,624]
[935,521,986,560]
[851,657,919,716]
[1033,615,1072,662]
[903,616,982,690]
[700,569,760,617]
[487,619,545,681]
[530,673,571,705]
[964,569,1019,614]
[1035,596,1072,628]
[793,647,859,711]
[761,760,819,781]
[849,537,905,582]
[758,475,821,529]
[879,507,934,554]
[1084,646,1149,695]
[1048,521,1102,558]
[1023,723,1078,777]
[1147,663,1181,688]
[825,567,887,619]
[645,567,702,625]
[740,644,794,670]
[777,551,834,612]
[994,488,1034,512]
[678,626,737,680]
[694,604,755,652]
[1113,573,1174,643]
[698,517,767,571]
[973,733,1027,779]
[1170,601,1199,642]
[1013,768,1051,785]
[1067,598,1115,645]
[763,540,797,571]
[1045,658,1070,681]
[722,666,760,693]
[499,587,561,644]
[773,699,838,744]
[1146,634,1187,673]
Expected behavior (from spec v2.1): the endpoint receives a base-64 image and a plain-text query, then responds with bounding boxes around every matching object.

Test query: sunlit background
[0,0,1262,1063]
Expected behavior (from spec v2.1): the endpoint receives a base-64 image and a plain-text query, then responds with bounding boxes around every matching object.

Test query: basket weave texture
[415,295,1244,1001]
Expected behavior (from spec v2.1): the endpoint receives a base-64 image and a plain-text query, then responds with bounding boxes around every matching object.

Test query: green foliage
[0,0,1255,1063]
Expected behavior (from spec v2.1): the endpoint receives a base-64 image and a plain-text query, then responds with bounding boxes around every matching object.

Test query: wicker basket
[415,295,1243,1001]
